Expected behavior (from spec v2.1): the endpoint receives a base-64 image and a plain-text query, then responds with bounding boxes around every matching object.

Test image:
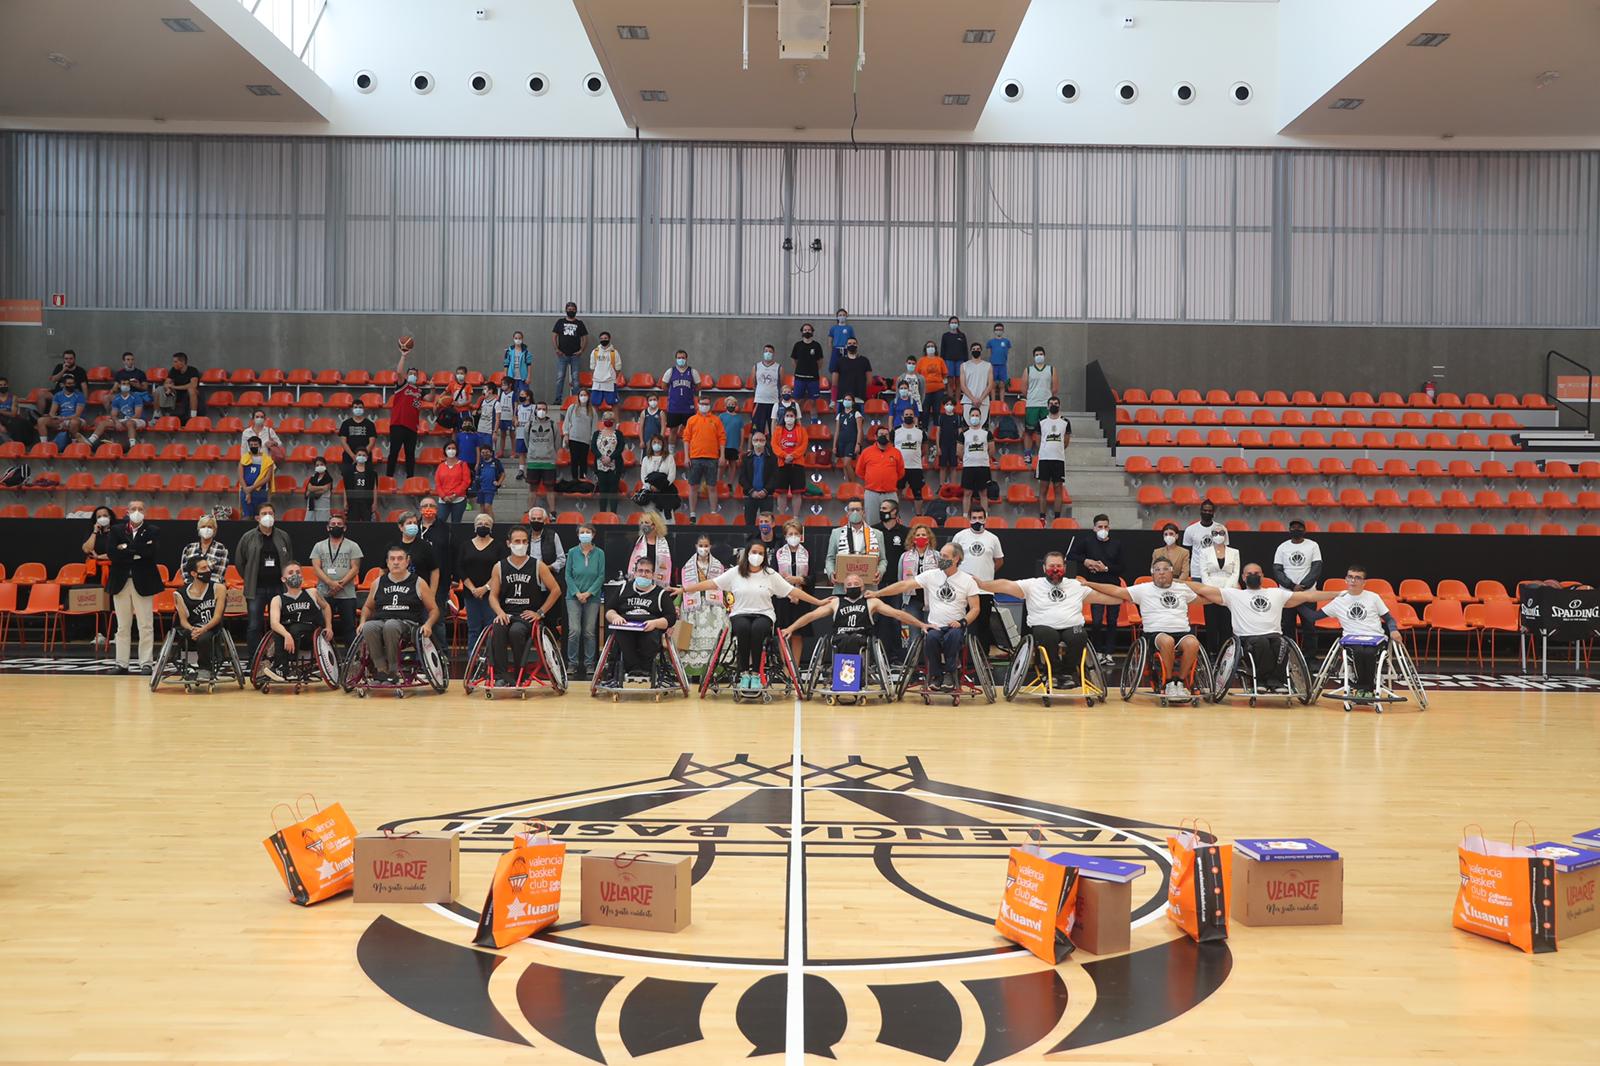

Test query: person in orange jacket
[854,424,905,519]
[682,397,727,520]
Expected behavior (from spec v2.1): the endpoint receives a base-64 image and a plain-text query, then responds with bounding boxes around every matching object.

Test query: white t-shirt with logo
[1221,586,1293,638]
[961,427,991,468]
[1036,416,1070,464]
[952,528,1003,591]
[1016,577,1088,629]
[1128,581,1197,634]
[1181,520,1228,578]
[1273,538,1322,588]
[714,568,795,621]
[895,425,924,470]
[915,568,980,628]
[753,360,782,404]
[1321,590,1389,639]
[590,346,620,390]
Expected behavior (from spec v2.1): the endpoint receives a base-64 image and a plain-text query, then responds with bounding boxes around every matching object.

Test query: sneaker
[1022,452,1032,464]
[515,470,525,481]
[197,668,213,683]
[262,665,286,683]
[1173,682,1191,698]
[1163,680,1178,697]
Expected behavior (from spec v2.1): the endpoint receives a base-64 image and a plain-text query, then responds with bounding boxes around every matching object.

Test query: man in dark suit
[1066,513,1125,665]
[738,429,780,526]
[108,498,163,673]
[418,494,454,648]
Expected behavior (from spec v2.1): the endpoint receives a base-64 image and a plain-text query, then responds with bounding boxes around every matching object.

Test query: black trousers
[1241,634,1287,687]
[490,619,534,680]
[1203,602,1232,656]
[616,630,660,674]
[731,614,773,672]
[873,611,902,664]
[327,597,357,647]
[569,440,590,478]
[273,622,316,668]
[1086,603,1118,655]
[1031,624,1086,683]
[387,425,417,478]
[1346,644,1381,689]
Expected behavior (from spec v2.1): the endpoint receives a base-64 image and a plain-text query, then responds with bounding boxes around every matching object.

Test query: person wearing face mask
[751,345,782,432]
[393,509,441,601]
[236,502,295,654]
[871,543,980,692]
[388,336,428,479]
[262,563,334,683]
[956,407,994,515]
[834,395,863,485]
[1024,348,1058,460]
[979,552,1124,689]
[503,330,532,398]
[338,402,379,485]
[236,410,284,457]
[898,355,928,411]
[523,400,558,515]
[417,497,454,647]
[1185,563,1339,694]
[737,430,780,527]
[562,390,598,480]
[343,449,376,522]
[1181,501,1228,580]
[591,411,623,515]
[107,500,162,673]
[915,341,947,404]
[82,505,117,585]
[489,380,514,463]
[826,308,856,376]
[1082,558,1202,699]
[888,380,920,431]
[938,316,968,389]
[455,514,504,657]
[772,407,808,509]
[1152,522,1189,577]
[357,545,442,686]
[550,302,589,406]
[603,558,680,683]
[676,539,825,691]
[179,514,230,587]
[933,398,962,496]
[832,336,873,406]
[773,520,813,666]
[951,506,1005,650]
[564,524,607,678]
[753,511,779,548]
[440,365,475,441]
[38,373,90,450]
[718,397,746,486]
[1198,527,1242,657]
[636,393,664,454]
[627,511,673,590]
[589,331,622,409]
[661,349,698,453]
[677,535,727,671]
[1034,396,1071,521]
[0,374,36,448]
[783,572,930,672]
[985,324,1013,402]
[896,525,942,623]
[237,434,276,518]
[789,323,825,404]
[1067,515,1124,663]
[173,558,225,683]
[636,434,680,517]
[309,512,364,648]
[856,423,905,519]
[521,506,569,638]
[474,441,507,521]
[1272,520,1325,652]
[305,456,339,522]
[683,396,727,520]
[872,502,911,661]
[824,501,886,598]
[894,412,927,516]
[959,343,994,428]
[99,375,151,448]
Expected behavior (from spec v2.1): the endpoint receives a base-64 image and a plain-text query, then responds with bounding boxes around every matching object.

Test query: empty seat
[1239,487,1270,507]
[1398,521,1427,534]
[1235,389,1262,405]
[1406,489,1440,510]
[1271,487,1304,508]
[1204,389,1231,405]
[1372,489,1403,509]
[1191,456,1221,476]
[1261,390,1288,405]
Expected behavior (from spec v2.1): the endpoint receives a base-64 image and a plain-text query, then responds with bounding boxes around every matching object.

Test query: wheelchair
[341,621,449,697]
[590,624,691,702]
[1004,631,1108,707]
[895,628,997,705]
[698,621,802,703]
[249,630,341,693]
[802,630,897,704]
[461,619,568,698]
[1312,635,1428,713]
[1118,631,1214,707]
[1209,635,1314,707]
[149,626,247,694]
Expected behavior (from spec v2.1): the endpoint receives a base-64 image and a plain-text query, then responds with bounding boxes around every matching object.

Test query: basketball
[397,335,414,352]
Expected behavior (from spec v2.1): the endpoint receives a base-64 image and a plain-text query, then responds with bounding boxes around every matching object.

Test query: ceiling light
[639,90,669,102]
[246,84,281,96]
[942,94,970,106]
[1329,98,1364,110]
[1407,32,1450,47]
[617,25,649,40]
[161,17,202,32]
[962,29,996,44]
[46,52,76,70]
[1534,70,1561,88]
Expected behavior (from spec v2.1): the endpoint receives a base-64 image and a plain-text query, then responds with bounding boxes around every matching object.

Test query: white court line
[785,694,805,1066]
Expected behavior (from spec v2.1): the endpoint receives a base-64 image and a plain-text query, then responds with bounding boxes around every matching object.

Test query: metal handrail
[1545,350,1594,434]
[1084,360,1118,456]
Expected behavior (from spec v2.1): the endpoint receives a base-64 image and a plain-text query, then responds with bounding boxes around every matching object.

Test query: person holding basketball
[389,336,430,479]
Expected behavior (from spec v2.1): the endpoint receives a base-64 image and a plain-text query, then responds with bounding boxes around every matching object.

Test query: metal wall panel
[2,132,1595,327]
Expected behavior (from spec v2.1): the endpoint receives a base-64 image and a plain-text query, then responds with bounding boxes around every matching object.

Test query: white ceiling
[1283,0,1600,136]
[572,0,1030,132]
[0,0,329,122]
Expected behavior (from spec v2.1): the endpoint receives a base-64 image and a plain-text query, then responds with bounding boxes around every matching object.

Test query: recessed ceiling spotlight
[942,94,971,106]
[246,84,281,96]
[1407,32,1451,47]
[617,25,649,39]
[1329,98,1364,110]
[161,17,202,32]
[962,29,996,44]
[1056,80,1079,103]
[1173,82,1195,105]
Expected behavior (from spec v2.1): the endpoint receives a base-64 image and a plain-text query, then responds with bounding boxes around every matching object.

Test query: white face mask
[406,374,417,384]
[1034,356,1045,366]
[762,351,774,362]
[786,534,802,547]
[748,552,765,568]
[128,510,144,525]
[696,545,710,556]
[96,515,111,528]
[509,542,529,557]
[651,443,663,453]
[1164,533,1178,545]
[647,400,658,410]
[925,346,936,355]
[314,464,326,474]
[1095,528,1110,541]
[259,514,275,529]
[198,526,214,540]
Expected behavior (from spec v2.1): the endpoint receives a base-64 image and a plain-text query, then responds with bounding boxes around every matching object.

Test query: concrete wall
[3,310,1593,405]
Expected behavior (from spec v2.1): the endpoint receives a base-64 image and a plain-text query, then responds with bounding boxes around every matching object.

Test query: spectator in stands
[476,441,506,518]
[240,409,285,461]
[440,368,473,453]
[92,376,152,448]
[824,500,886,596]
[893,410,926,515]
[563,389,598,480]
[952,505,1005,651]
[589,330,621,409]
[81,505,116,585]
[179,514,229,585]
[774,386,801,430]
[112,351,148,390]
[1181,501,1226,579]
[551,302,588,404]
[857,423,905,518]
[388,340,427,479]
[986,324,1012,402]
[636,394,664,456]
[434,441,472,523]
[752,345,781,432]
[455,513,502,659]
[888,380,919,430]
[565,524,606,678]
[662,350,698,453]
[1023,348,1058,462]
[957,405,993,515]
[305,457,339,522]
[491,379,515,460]
[38,373,90,449]
[753,511,779,552]
[0,374,35,447]
[959,343,993,426]
[939,317,968,391]
[262,562,333,683]
[718,397,746,485]
[737,427,779,526]
[523,400,558,515]
[1067,514,1124,664]
[107,500,161,674]
[338,400,378,484]
[165,352,200,421]
[592,410,623,515]
[418,496,453,645]
[48,349,81,390]
[1273,520,1324,651]
[637,434,678,517]
[1198,527,1241,656]
[628,511,673,590]
[773,407,808,510]
[679,534,728,672]
[896,524,941,623]
[932,398,961,498]
[174,557,224,682]
[512,387,534,473]
[503,330,532,397]
[827,309,856,377]
[1035,398,1070,521]
[773,519,813,667]
[524,506,569,640]
[915,341,946,407]
[834,397,863,485]
[236,502,293,654]
[309,512,362,648]
[394,510,441,605]
[874,500,911,662]
[238,435,275,517]
[832,340,872,411]
[790,324,824,404]
[898,354,927,412]
[343,449,376,522]
[1153,522,1189,577]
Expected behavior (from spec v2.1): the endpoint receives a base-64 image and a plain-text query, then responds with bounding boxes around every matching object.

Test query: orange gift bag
[996,845,1081,964]
[262,794,357,906]
[1453,824,1557,954]
[473,827,567,949]
[1167,820,1232,942]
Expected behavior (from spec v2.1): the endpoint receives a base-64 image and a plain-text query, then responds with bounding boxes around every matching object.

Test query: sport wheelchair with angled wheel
[150,626,247,694]
[341,621,449,697]
[895,628,997,705]
[1311,634,1428,713]
[590,623,690,702]
[699,622,802,703]
[461,618,568,698]
[1004,630,1108,707]
[250,630,341,693]
[802,630,897,704]
[1118,631,1213,707]
[1209,634,1313,707]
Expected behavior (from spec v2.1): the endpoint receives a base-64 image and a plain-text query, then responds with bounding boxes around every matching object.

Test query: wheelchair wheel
[589,634,615,697]
[538,627,568,694]
[462,627,494,693]
[870,639,896,702]
[1311,643,1341,699]
[699,626,732,698]
[802,636,829,699]
[249,634,272,691]
[1210,638,1240,703]
[965,631,997,704]
[149,629,177,693]
[1191,645,1214,704]
[1118,637,1148,702]
[1082,647,1108,705]
[220,630,246,688]
[1285,639,1313,705]
[663,638,692,697]
[1004,634,1036,702]
[340,638,365,692]
[418,632,449,693]
[895,633,923,700]
[1392,639,1428,710]
[772,629,802,696]
[314,630,341,689]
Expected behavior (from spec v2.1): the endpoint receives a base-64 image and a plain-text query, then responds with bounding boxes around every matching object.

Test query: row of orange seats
[1115,428,1521,450]
[1117,387,1550,410]
[1136,484,1598,511]
[1126,456,1599,480]
[1139,514,1595,536]
[1116,407,1524,430]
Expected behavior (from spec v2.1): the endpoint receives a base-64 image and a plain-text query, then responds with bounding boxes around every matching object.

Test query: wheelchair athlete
[355,544,441,685]
[784,572,929,698]
[1082,558,1203,699]
[602,557,679,684]
[977,551,1122,689]
[871,542,980,692]
[261,562,334,683]
[1184,562,1337,698]
[1316,564,1403,701]
[172,557,226,682]
[677,540,825,693]
[486,525,562,684]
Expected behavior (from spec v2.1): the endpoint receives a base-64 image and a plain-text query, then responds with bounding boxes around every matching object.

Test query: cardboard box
[1072,877,1132,955]
[1233,854,1343,927]
[352,831,459,904]
[1533,842,1600,939]
[66,585,108,613]
[581,849,691,932]
[835,553,880,588]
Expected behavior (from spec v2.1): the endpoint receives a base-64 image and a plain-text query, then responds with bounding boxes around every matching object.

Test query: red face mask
[1045,567,1066,581]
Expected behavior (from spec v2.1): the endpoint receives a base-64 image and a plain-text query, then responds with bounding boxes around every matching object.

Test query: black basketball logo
[968,542,985,556]
[936,583,957,602]
[1249,595,1272,613]
[1347,603,1367,620]
[1289,551,1307,568]
[1048,587,1066,602]
[1159,592,1180,610]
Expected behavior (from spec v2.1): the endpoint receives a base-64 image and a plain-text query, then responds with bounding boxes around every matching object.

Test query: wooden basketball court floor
[2,676,1597,1065]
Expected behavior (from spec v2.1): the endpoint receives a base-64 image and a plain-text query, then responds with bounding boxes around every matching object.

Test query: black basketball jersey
[279,589,319,629]
[178,583,216,628]
[834,596,872,636]
[376,573,424,621]
[616,586,667,622]
[498,558,542,610]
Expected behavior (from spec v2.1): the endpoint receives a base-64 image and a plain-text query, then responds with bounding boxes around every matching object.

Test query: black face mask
[528,520,545,532]
[328,525,345,538]
[1244,572,1263,590]
[844,587,863,600]
[1048,404,1060,414]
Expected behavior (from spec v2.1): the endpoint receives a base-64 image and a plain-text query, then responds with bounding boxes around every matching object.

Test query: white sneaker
[1162,681,1177,697]
[1173,682,1190,698]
